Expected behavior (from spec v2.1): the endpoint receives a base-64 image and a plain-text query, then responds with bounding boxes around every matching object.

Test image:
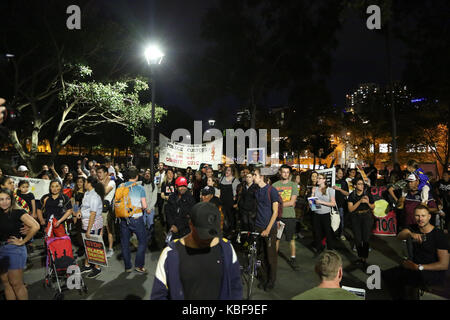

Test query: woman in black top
[161,169,176,228]
[37,180,73,228]
[0,188,40,300]
[348,177,375,266]
[71,177,86,253]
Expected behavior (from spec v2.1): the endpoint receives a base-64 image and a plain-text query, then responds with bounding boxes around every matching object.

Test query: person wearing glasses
[347,177,375,267]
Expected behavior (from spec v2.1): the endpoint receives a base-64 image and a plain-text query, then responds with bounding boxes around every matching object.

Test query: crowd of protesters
[0,156,449,300]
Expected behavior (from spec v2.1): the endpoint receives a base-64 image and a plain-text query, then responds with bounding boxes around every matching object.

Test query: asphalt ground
[2,218,449,301]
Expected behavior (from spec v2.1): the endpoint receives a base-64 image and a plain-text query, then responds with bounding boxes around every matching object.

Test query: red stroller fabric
[46,236,75,272]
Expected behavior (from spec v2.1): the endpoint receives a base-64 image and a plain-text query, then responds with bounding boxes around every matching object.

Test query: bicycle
[237,231,261,300]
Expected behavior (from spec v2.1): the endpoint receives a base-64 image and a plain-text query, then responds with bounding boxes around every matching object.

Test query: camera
[1,106,22,129]
[1,53,22,129]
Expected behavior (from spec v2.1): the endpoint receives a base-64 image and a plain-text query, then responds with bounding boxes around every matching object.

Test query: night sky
[138,1,406,121]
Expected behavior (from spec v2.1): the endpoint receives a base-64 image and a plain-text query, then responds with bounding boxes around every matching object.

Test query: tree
[0,0,167,173]
[186,0,344,130]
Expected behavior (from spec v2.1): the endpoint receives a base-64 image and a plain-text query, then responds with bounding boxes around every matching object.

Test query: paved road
[6,223,449,300]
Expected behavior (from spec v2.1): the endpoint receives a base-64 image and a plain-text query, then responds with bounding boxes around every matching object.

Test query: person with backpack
[218,166,240,235]
[253,168,280,292]
[165,176,196,240]
[310,173,337,257]
[114,166,148,273]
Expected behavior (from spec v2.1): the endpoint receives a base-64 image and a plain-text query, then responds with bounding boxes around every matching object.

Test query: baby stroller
[44,215,88,300]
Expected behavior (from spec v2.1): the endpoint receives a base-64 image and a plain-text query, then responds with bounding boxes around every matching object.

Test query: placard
[82,233,108,267]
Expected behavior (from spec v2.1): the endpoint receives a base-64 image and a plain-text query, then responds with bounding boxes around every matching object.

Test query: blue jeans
[143,209,155,245]
[120,216,146,270]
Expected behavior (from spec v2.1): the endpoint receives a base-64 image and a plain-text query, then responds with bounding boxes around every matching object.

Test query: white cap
[406,173,418,182]
[18,165,29,172]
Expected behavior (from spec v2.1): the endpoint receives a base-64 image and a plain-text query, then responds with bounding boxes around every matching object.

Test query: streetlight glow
[144,45,164,65]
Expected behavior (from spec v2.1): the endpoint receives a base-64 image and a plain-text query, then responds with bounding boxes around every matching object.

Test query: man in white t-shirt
[97,165,116,258]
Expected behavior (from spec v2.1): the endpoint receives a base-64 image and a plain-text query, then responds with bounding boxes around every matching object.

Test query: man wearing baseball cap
[165,176,196,240]
[403,172,438,228]
[151,202,242,300]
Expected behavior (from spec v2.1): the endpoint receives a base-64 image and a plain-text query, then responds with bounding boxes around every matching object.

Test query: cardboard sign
[159,134,223,170]
[82,234,108,267]
[317,168,336,187]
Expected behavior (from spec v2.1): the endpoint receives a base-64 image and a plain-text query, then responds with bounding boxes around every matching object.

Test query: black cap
[190,202,221,240]
[201,186,215,196]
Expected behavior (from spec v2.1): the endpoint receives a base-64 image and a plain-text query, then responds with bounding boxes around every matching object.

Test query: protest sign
[370,186,397,236]
[159,134,223,170]
[316,168,336,187]
[9,176,51,199]
[82,234,108,267]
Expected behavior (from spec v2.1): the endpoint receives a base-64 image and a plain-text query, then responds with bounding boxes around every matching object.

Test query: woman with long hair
[310,173,337,255]
[0,188,40,300]
[160,168,175,227]
[0,176,30,214]
[219,165,240,234]
[348,176,375,267]
[71,176,86,256]
[78,176,105,278]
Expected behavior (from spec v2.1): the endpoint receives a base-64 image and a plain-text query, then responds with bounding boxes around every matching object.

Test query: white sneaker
[340,235,346,241]
[106,249,114,258]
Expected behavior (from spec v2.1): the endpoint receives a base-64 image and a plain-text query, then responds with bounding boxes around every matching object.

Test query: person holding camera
[0,98,6,125]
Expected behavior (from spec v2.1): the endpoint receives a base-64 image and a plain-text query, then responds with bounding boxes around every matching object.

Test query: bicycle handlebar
[239,231,261,236]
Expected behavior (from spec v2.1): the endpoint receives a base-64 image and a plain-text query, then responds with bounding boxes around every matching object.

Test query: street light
[144,44,165,178]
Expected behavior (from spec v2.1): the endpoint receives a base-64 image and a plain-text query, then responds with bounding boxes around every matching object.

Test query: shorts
[102,210,115,233]
[280,218,296,241]
[0,244,27,272]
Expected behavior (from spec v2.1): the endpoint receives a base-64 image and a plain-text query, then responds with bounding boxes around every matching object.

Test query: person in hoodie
[151,202,242,300]
[165,176,196,240]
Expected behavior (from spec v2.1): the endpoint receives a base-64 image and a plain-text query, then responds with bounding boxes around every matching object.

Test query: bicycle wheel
[247,250,256,300]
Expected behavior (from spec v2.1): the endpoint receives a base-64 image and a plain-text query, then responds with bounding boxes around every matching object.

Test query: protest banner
[159,134,223,170]
[82,234,108,267]
[9,176,51,199]
[316,168,336,187]
[369,185,397,236]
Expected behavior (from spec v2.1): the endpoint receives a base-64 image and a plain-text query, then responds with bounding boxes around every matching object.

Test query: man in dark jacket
[151,202,242,300]
[165,176,196,239]
[237,172,259,232]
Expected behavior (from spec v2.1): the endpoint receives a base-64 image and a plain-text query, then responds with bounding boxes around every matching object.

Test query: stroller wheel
[53,292,64,300]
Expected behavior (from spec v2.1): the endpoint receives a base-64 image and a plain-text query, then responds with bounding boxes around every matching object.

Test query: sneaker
[352,246,357,252]
[106,249,114,258]
[340,235,346,241]
[87,267,101,278]
[288,257,299,270]
[80,265,92,274]
[296,232,305,239]
[125,268,133,273]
